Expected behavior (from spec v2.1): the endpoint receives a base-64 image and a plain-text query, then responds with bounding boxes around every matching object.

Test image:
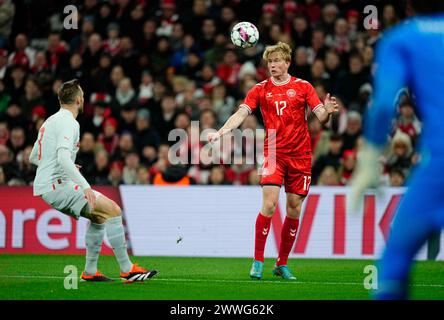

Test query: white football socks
[84,222,105,275]
[105,216,132,273]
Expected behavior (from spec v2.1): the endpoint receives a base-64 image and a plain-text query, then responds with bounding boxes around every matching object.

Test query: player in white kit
[29,79,157,283]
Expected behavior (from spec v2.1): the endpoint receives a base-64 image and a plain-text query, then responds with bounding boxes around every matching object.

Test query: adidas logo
[125,271,156,282]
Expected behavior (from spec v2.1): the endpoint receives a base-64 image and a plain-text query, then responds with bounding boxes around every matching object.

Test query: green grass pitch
[0,254,443,300]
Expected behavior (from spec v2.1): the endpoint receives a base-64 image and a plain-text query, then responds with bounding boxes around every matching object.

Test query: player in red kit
[208,42,338,280]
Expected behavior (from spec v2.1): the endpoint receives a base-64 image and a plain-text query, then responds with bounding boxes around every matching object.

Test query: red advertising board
[0,186,121,254]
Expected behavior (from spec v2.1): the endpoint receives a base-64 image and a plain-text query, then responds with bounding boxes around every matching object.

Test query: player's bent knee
[286,209,301,219]
[109,201,122,217]
[92,215,107,224]
[262,201,277,216]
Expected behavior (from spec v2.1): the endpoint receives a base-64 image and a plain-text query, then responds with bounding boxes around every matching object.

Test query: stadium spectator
[307,28,328,64]
[338,149,357,185]
[108,160,124,186]
[30,51,49,76]
[0,165,5,185]
[396,99,421,144]
[138,71,154,104]
[118,102,137,135]
[324,49,341,92]
[0,50,8,80]
[103,23,122,57]
[88,53,112,93]
[289,46,310,82]
[216,49,241,92]
[45,33,69,76]
[20,76,44,116]
[6,64,27,102]
[0,144,18,183]
[317,165,340,186]
[219,6,236,35]
[207,165,228,185]
[122,151,140,184]
[0,79,11,113]
[153,164,192,185]
[114,78,136,110]
[0,0,14,48]
[225,155,255,185]
[0,103,27,132]
[111,131,134,163]
[341,111,362,152]
[337,53,370,105]
[150,36,172,81]
[15,145,35,185]
[28,105,46,142]
[91,149,110,185]
[156,0,180,38]
[98,117,119,155]
[312,133,343,184]
[76,132,97,182]
[388,167,406,187]
[211,83,235,125]
[382,4,400,29]
[84,92,112,137]
[116,36,140,85]
[7,126,26,160]
[8,33,35,70]
[154,93,178,142]
[136,165,150,184]
[134,108,160,151]
[109,65,125,96]
[247,169,260,186]
[325,18,350,55]
[290,15,311,48]
[0,121,9,145]
[384,130,414,178]
[94,1,115,39]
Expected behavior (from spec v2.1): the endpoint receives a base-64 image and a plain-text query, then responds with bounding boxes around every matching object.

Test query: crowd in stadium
[0,0,421,187]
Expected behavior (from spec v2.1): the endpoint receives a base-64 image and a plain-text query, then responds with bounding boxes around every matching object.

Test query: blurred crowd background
[0,0,420,187]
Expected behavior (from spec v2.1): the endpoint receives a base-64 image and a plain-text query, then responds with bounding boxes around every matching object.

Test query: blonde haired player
[208,42,339,280]
[29,79,157,283]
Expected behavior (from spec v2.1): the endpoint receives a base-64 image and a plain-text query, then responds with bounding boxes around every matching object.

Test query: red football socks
[277,216,300,266]
[254,212,272,262]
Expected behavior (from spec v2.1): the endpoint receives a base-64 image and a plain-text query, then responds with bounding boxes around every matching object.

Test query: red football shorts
[260,155,312,195]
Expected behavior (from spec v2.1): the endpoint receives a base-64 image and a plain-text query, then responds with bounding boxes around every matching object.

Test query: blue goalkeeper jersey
[365,13,444,156]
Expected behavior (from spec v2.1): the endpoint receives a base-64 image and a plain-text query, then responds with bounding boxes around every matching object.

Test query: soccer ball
[230,22,259,48]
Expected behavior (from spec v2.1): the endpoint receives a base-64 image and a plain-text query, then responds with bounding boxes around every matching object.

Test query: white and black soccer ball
[230,21,259,49]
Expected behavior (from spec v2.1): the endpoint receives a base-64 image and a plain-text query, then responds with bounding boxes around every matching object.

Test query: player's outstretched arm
[313,93,339,124]
[208,107,249,142]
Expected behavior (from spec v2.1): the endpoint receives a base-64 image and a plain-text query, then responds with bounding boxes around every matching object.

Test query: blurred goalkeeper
[29,79,157,283]
[350,0,444,299]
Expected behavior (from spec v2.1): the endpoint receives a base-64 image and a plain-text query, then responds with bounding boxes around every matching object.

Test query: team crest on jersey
[286,89,296,97]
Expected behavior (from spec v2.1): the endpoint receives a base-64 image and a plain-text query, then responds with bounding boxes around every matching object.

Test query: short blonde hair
[263,41,292,62]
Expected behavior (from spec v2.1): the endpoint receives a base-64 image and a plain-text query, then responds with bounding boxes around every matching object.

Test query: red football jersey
[241,76,323,158]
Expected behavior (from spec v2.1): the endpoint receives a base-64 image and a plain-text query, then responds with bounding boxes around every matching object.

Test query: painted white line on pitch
[0,275,443,288]
[150,278,444,288]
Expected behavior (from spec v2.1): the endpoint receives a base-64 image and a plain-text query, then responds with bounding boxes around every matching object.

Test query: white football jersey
[31,108,80,195]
